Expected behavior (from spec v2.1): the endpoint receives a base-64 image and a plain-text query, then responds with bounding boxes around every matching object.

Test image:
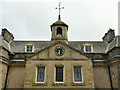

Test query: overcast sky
[0,0,119,41]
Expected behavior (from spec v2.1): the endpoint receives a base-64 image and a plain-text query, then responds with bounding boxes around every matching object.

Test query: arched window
[57,27,62,36]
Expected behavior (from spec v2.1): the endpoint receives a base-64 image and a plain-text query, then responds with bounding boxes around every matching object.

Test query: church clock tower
[50,2,68,44]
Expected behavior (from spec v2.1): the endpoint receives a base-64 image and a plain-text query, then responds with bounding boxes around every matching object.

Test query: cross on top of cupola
[51,2,68,30]
[55,2,64,20]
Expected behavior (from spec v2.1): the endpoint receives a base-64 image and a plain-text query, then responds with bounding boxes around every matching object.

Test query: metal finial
[55,2,64,20]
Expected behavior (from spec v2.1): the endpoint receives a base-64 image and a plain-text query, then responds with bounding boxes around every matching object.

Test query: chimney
[1,28,14,43]
[102,29,115,44]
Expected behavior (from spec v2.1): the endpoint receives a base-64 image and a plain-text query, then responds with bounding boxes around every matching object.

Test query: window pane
[26,46,33,52]
[56,67,63,82]
[74,67,82,82]
[30,46,33,52]
[85,46,88,52]
[85,46,91,52]
[37,67,45,82]
[27,46,29,52]
[88,46,91,52]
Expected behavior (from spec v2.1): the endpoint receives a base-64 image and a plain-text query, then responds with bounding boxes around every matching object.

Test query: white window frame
[35,66,46,83]
[54,65,65,83]
[73,66,83,83]
[83,44,93,53]
[25,44,34,52]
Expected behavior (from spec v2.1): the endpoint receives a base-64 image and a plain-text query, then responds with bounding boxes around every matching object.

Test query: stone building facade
[0,15,120,89]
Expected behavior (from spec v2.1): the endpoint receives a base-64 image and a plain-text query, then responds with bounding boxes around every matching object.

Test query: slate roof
[68,41,107,53]
[51,15,68,28]
[10,41,50,53]
[10,40,107,53]
[51,20,68,27]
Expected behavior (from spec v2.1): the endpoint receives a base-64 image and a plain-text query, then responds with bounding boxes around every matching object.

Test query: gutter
[108,66,113,90]
[107,55,120,61]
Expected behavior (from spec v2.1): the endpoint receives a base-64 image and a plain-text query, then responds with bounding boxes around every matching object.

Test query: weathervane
[55,2,64,20]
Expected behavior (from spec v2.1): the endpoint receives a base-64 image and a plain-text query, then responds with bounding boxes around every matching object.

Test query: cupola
[50,15,68,44]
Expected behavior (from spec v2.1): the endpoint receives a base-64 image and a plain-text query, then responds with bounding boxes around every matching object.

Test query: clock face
[54,46,65,56]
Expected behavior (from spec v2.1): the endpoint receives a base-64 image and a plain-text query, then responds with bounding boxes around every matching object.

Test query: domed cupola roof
[51,15,68,28]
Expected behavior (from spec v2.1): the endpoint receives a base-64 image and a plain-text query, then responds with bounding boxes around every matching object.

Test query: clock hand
[58,50,61,55]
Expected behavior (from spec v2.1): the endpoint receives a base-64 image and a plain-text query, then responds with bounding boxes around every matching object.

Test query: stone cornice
[29,58,90,61]
[0,56,9,64]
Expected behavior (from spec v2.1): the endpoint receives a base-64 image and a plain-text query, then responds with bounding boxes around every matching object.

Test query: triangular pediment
[29,42,90,60]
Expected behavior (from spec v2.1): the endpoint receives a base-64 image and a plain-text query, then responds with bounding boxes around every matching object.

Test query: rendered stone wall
[0,47,2,90]
[93,65,111,88]
[1,48,9,89]
[24,60,94,88]
[7,65,25,88]
[110,62,119,88]
[2,63,8,89]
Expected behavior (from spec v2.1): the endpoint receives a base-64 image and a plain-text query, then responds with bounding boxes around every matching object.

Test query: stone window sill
[72,82,86,86]
[52,82,67,86]
[32,82,47,86]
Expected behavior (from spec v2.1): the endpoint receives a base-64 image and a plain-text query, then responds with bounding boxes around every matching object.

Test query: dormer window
[57,27,62,36]
[83,44,93,53]
[25,44,34,52]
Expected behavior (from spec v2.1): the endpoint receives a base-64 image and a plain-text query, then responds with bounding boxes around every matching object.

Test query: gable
[30,42,89,60]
